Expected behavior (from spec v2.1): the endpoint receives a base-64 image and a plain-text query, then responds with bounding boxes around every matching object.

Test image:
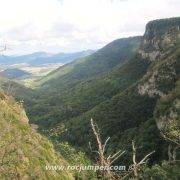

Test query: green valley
[0,17,180,179]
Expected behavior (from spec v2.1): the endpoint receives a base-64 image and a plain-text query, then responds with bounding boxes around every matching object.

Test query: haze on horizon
[0,0,179,55]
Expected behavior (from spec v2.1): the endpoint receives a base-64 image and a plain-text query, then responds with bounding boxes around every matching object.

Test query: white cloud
[0,0,179,55]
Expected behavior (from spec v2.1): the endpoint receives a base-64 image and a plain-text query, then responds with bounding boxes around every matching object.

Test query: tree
[89,119,156,180]
[130,140,155,180]
[89,118,125,179]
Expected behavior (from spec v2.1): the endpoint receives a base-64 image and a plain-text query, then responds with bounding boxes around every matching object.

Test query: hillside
[0,90,73,179]
[1,17,179,179]
[30,50,95,65]
[22,17,179,169]
[0,68,31,79]
[34,37,141,88]
[0,50,95,85]
[59,17,180,150]
[0,90,96,179]
[28,37,142,127]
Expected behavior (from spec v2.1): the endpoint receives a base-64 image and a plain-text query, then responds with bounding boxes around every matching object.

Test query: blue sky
[0,0,180,55]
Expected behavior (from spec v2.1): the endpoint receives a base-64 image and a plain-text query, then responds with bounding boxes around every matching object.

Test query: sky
[0,0,179,55]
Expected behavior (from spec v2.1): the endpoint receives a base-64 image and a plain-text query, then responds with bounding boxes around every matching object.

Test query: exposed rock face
[138,17,180,97]
[139,50,161,61]
[139,17,180,61]
[138,17,180,139]
[138,58,177,97]
[154,87,180,144]
[138,71,164,97]
[156,99,179,131]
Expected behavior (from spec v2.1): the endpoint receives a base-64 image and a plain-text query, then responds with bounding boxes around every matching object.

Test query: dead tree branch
[131,140,155,180]
[90,118,125,179]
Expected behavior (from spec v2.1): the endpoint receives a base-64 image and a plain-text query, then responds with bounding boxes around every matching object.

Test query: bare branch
[131,140,155,179]
[90,118,103,155]
[139,150,155,165]
[132,140,137,165]
[110,151,125,165]
[103,137,110,154]
[89,142,100,155]
[90,118,126,179]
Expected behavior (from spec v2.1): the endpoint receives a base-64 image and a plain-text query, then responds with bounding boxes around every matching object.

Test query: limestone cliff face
[138,57,177,97]
[137,17,180,140]
[138,17,180,97]
[154,82,180,144]
[139,17,180,61]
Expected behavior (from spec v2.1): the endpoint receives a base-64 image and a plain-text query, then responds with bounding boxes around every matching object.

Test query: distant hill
[30,50,95,65]
[0,50,95,66]
[0,68,31,79]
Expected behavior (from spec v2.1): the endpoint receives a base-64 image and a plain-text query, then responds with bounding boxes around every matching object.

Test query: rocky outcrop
[138,71,164,97]
[154,84,180,144]
[137,17,180,140]
[138,17,180,97]
[138,57,177,97]
[139,17,180,61]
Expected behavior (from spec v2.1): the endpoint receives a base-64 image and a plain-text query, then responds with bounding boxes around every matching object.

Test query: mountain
[30,50,95,65]
[0,68,31,79]
[0,52,51,65]
[0,90,73,179]
[23,17,179,167]
[28,37,142,134]
[1,17,179,179]
[33,37,141,88]
[0,50,95,83]
[138,17,180,149]
[0,50,95,66]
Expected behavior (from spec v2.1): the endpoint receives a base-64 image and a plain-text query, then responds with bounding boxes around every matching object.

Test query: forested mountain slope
[61,17,180,147]
[28,37,142,127]
[1,17,179,179]
[25,17,180,169]
[0,90,96,179]
[34,36,141,89]
[0,90,73,179]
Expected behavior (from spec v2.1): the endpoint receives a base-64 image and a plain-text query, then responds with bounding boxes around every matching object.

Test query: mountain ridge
[24,18,180,168]
[0,17,179,179]
[0,50,95,66]
[34,36,141,88]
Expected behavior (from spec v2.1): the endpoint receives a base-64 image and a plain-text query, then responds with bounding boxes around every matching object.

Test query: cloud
[0,0,179,55]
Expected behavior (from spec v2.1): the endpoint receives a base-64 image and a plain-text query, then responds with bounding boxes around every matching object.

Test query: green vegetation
[0,68,31,79]
[0,90,72,179]
[0,17,180,179]
[0,90,96,179]
[34,36,141,89]
[140,161,180,180]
